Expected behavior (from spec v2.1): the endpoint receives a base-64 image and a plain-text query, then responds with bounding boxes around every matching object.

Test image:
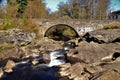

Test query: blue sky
[109,0,120,12]
[0,0,7,12]
[45,0,68,12]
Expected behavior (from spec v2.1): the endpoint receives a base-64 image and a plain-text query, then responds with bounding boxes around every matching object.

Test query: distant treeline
[0,0,50,19]
[54,0,108,19]
[0,0,108,19]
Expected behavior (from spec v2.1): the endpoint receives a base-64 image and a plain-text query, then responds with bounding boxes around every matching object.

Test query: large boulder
[67,41,120,63]
[83,29,120,43]
[0,43,25,66]
[0,68,4,78]
[0,29,36,46]
[4,60,16,73]
[59,40,120,80]
[95,61,120,80]
[0,29,36,66]
[96,69,120,80]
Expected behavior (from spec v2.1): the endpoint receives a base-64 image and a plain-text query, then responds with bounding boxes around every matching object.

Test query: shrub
[0,19,39,34]
[19,19,39,34]
[0,43,13,53]
[103,23,120,30]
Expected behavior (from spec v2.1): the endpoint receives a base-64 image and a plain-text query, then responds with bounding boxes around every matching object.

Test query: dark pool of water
[1,63,60,80]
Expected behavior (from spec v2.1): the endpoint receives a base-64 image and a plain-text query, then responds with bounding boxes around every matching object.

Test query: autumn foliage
[0,0,50,19]
[0,0,109,19]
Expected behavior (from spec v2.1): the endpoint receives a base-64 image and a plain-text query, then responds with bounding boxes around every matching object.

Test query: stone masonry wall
[33,19,120,36]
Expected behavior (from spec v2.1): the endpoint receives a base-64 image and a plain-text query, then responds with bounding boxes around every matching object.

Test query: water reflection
[1,63,59,80]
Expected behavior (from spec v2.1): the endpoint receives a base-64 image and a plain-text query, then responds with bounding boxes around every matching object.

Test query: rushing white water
[48,49,66,67]
[14,49,66,67]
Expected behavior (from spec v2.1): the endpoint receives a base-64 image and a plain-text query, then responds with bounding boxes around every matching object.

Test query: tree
[6,0,18,18]
[0,8,5,18]
[16,0,28,18]
[97,0,108,19]
[70,0,80,19]
[58,2,71,18]
[6,0,50,18]
[6,0,28,18]
[24,0,49,18]
[57,0,91,19]
[56,0,108,19]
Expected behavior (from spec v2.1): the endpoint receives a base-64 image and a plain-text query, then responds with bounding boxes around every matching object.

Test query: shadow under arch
[44,24,79,41]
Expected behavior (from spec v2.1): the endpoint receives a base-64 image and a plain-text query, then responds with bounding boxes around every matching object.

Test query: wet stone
[4,60,16,73]
[0,68,4,78]
[31,60,39,65]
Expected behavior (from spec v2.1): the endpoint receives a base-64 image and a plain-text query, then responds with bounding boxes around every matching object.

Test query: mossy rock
[0,43,13,52]
[102,23,120,30]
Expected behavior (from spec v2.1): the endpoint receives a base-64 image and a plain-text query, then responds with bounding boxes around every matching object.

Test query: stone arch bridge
[33,19,118,37]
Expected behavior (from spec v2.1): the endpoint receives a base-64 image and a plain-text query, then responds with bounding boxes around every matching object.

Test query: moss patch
[0,43,13,53]
[102,23,120,30]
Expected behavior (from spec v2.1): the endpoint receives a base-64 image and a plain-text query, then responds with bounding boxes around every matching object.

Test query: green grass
[0,43,13,54]
[0,19,39,34]
[102,23,120,30]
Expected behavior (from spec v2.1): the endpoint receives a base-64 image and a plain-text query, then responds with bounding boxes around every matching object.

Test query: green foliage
[63,28,76,37]
[2,23,16,30]
[19,19,39,34]
[0,19,39,34]
[23,18,28,26]
[104,26,120,30]
[102,23,120,30]
[3,0,50,19]
[0,20,17,30]
[16,0,28,18]
[54,0,108,19]
[0,43,13,53]
[7,0,28,18]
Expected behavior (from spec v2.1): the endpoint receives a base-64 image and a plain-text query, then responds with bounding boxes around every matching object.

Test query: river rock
[0,68,4,78]
[40,43,63,51]
[115,57,120,62]
[0,29,36,64]
[59,63,71,71]
[85,29,120,43]
[70,41,120,63]
[42,53,50,64]
[0,46,25,66]
[31,60,39,65]
[89,61,120,80]
[4,60,16,73]
[96,69,120,80]
[59,63,85,79]
[0,29,36,46]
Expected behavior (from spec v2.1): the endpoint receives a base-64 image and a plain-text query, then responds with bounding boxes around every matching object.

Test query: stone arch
[44,24,79,41]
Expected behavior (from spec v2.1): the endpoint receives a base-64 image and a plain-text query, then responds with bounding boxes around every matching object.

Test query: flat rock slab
[88,29,120,43]
[68,41,120,63]
[0,29,36,46]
